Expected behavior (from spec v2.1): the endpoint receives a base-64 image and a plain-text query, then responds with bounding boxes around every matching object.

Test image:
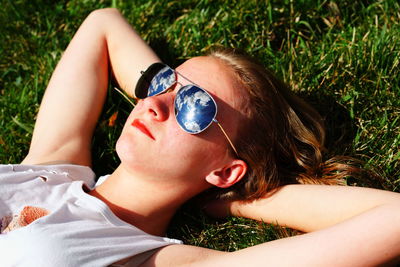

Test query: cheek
[165,130,226,167]
[161,124,198,155]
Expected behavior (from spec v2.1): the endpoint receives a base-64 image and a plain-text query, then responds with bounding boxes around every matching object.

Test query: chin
[115,135,153,174]
[115,135,137,166]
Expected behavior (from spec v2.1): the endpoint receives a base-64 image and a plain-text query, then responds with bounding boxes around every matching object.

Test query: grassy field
[1,0,399,250]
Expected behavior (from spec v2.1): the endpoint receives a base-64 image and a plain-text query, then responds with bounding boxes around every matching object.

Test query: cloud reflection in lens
[175,86,216,133]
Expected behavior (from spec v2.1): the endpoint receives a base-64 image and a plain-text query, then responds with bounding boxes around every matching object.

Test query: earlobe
[205,160,247,188]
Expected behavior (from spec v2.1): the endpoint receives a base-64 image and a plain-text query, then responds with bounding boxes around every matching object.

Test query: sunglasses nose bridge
[175,81,184,88]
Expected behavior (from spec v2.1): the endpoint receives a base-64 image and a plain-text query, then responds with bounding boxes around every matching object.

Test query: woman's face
[116,56,245,186]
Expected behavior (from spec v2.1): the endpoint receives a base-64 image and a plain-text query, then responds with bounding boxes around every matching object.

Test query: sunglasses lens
[174,85,217,134]
[148,66,176,97]
[135,63,176,99]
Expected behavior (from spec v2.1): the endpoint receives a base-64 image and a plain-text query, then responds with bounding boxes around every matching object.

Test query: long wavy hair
[207,48,378,201]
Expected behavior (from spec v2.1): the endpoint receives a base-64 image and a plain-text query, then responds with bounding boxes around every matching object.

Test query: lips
[131,119,155,140]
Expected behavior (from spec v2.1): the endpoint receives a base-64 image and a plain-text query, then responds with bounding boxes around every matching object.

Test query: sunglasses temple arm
[175,70,197,85]
[113,87,136,107]
[213,119,239,157]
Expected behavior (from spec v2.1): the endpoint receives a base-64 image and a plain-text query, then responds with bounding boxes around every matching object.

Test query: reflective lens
[174,85,217,134]
[135,63,172,99]
[148,66,176,97]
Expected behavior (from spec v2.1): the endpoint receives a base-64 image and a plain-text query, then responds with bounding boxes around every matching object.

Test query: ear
[205,159,247,188]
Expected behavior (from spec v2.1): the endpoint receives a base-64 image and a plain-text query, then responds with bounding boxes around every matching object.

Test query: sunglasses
[134,62,238,156]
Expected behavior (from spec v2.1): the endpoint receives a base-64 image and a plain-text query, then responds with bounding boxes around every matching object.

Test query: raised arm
[199,199,400,266]
[204,185,400,265]
[22,8,159,166]
[227,184,400,232]
[144,185,400,266]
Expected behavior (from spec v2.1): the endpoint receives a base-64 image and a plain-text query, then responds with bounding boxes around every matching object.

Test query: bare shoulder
[141,244,226,267]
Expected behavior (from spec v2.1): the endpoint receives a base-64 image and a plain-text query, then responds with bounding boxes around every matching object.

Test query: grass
[1,0,399,250]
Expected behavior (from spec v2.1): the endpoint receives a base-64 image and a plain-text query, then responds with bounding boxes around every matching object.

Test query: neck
[89,164,205,236]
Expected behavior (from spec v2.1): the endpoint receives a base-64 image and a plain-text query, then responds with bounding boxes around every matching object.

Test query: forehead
[175,56,242,109]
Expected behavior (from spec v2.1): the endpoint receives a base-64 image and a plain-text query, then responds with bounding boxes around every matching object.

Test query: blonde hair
[207,48,377,201]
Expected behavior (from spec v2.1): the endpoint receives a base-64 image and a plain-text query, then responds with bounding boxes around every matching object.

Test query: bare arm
[194,202,400,266]
[228,184,400,232]
[22,8,159,166]
[144,204,400,266]
[144,185,400,266]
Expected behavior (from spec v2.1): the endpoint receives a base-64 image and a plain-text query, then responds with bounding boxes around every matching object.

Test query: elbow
[390,201,400,212]
[90,7,121,16]
[87,8,122,22]
[83,8,125,34]
[386,193,400,208]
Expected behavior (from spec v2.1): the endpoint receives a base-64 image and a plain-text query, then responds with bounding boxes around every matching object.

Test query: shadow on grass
[300,91,388,190]
[150,38,185,67]
[298,92,357,155]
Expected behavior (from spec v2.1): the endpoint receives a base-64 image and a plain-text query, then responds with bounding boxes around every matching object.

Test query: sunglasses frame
[134,62,239,157]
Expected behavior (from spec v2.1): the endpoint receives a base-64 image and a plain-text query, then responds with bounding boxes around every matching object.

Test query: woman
[1,8,399,266]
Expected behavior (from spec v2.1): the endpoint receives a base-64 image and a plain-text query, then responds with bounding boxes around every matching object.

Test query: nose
[142,94,170,122]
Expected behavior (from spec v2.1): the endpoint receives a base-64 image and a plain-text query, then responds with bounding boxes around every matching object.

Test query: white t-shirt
[0,164,181,267]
